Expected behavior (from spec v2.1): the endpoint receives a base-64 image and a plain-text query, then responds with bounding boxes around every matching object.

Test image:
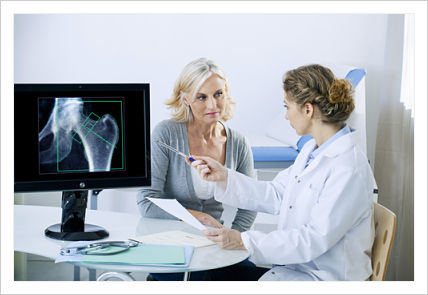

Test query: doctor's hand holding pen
[186,155,228,184]
[186,155,246,250]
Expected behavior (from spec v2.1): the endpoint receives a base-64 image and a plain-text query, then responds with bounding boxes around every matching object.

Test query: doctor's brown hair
[282,64,355,125]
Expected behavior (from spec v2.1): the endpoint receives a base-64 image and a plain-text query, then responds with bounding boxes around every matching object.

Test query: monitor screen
[14,83,151,192]
[14,83,151,241]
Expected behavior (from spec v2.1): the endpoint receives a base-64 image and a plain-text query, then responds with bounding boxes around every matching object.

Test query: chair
[370,202,397,281]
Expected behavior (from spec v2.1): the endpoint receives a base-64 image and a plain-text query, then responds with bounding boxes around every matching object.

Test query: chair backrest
[370,202,397,281]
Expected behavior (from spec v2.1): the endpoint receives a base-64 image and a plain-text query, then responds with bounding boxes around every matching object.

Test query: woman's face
[186,74,226,124]
[284,92,311,136]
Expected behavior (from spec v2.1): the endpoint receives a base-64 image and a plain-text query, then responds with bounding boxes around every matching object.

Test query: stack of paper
[81,244,185,265]
[133,230,215,248]
[56,241,195,268]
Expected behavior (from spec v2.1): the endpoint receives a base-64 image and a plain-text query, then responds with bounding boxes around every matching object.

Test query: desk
[14,205,249,281]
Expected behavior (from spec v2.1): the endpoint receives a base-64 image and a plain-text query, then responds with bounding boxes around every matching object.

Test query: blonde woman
[189,64,375,281]
[137,58,257,280]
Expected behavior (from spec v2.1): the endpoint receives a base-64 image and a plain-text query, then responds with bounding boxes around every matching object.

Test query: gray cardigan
[137,119,257,232]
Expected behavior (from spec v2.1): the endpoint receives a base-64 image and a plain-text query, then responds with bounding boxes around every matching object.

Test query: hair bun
[329,79,354,104]
[328,79,355,118]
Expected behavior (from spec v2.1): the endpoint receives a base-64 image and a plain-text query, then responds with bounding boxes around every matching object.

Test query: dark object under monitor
[14,83,151,241]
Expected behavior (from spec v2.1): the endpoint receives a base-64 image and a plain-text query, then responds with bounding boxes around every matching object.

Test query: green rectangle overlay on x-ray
[55,99,124,173]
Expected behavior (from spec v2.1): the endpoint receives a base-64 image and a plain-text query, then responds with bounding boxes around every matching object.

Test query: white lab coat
[215,130,375,281]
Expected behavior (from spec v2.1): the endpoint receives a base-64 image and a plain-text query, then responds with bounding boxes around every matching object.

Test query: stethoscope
[60,240,139,256]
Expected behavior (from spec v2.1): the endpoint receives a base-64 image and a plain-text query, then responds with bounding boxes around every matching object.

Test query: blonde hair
[282,64,355,125]
[165,58,235,122]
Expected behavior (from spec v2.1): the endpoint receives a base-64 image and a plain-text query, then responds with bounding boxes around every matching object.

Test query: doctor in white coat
[188,64,375,281]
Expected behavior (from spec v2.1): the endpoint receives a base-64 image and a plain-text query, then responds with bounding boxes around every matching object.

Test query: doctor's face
[187,74,226,125]
[284,92,309,136]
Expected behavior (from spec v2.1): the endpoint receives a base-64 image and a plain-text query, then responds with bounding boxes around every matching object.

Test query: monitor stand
[44,190,109,241]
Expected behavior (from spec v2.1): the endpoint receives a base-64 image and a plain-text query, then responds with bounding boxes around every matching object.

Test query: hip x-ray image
[38,97,125,174]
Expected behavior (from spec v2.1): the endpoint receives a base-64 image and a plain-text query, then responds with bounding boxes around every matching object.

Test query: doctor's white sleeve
[240,168,373,266]
[214,168,289,215]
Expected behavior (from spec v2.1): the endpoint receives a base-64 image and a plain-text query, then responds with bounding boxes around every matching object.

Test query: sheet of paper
[147,198,207,230]
[133,230,215,248]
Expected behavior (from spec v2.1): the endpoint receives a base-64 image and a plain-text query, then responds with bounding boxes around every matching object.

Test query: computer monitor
[14,83,151,241]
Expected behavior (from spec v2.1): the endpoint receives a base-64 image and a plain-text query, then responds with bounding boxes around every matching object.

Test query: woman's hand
[186,155,228,184]
[187,209,223,228]
[202,227,247,250]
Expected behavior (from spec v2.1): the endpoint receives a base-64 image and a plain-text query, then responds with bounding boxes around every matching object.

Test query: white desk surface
[14,205,249,274]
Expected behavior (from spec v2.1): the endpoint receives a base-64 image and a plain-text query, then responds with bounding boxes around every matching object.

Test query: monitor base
[44,190,109,241]
[45,223,109,241]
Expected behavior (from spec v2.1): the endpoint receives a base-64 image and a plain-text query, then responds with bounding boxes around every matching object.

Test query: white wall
[14,13,405,210]
[14,13,395,167]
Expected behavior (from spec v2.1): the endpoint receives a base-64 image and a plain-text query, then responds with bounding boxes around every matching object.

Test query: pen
[156,140,195,162]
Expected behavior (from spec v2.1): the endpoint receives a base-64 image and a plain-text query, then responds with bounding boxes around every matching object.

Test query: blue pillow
[251,146,298,162]
[345,68,366,88]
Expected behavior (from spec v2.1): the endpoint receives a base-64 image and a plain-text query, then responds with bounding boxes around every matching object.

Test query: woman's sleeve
[230,135,258,232]
[136,122,179,220]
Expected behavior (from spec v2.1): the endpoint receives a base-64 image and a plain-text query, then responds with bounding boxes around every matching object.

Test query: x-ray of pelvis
[39,97,120,173]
